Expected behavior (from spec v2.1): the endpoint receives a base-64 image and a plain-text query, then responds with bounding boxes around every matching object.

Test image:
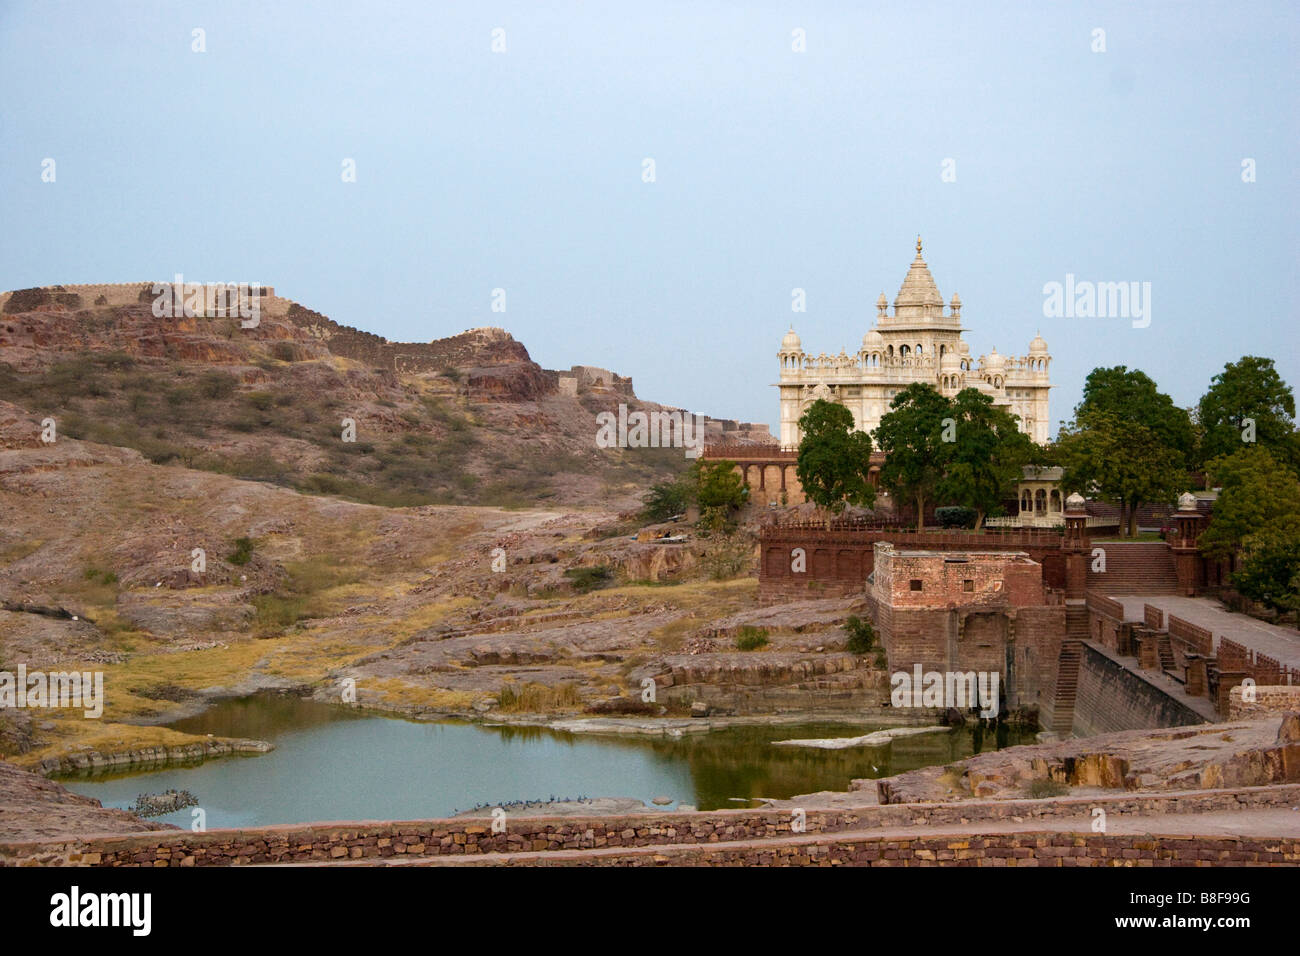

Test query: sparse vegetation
[844,615,877,655]
[498,682,583,712]
[563,565,614,593]
[227,537,255,566]
[1027,778,1070,798]
[735,626,769,651]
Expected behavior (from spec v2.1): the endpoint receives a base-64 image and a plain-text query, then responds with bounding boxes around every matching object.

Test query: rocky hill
[0,283,768,510]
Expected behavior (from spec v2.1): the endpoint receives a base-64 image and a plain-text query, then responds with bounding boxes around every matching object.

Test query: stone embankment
[36,738,271,776]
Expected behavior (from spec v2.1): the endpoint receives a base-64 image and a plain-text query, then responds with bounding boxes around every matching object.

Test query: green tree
[1197,356,1299,473]
[1056,412,1183,537]
[1198,447,1300,560]
[1232,517,1300,616]
[640,473,694,523]
[1074,366,1195,467]
[936,388,1035,530]
[874,383,952,532]
[694,459,747,513]
[795,399,876,522]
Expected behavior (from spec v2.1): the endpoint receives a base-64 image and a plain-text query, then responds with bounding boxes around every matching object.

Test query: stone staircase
[1065,604,1089,640]
[1157,633,1176,673]
[1050,640,1084,735]
[1086,541,1180,594]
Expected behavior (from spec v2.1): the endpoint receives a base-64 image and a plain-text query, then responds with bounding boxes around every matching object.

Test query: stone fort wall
[0,283,281,313]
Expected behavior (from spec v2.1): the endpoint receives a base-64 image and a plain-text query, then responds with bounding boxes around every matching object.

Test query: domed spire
[893,237,946,322]
[1029,330,1048,353]
[780,326,802,352]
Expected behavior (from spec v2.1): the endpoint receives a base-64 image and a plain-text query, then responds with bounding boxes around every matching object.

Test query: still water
[64,694,1036,828]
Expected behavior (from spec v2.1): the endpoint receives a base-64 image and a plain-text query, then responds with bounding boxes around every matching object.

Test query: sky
[1,1,1296,438]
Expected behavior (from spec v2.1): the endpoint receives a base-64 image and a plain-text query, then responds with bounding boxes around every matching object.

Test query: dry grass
[497,681,583,713]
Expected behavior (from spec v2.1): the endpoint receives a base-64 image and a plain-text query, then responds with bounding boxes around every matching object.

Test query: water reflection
[62,694,1036,827]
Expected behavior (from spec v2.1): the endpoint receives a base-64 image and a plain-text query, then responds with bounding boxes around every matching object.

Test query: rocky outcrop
[868,716,1300,803]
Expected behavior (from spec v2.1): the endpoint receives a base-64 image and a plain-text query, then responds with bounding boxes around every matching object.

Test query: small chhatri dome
[1178,491,1198,511]
[862,328,885,350]
[984,346,1005,370]
[1029,330,1048,353]
[876,292,888,308]
[781,326,802,351]
[1065,492,1087,512]
[941,349,961,370]
[959,339,971,355]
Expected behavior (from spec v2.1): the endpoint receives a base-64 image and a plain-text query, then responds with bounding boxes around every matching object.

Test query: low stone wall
[455,832,1300,867]
[4,785,1297,867]
[1230,685,1300,719]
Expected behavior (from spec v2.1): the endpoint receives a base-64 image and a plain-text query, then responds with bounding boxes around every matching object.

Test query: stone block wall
[1229,685,1300,719]
[1072,643,1207,736]
[4,785,1298,867]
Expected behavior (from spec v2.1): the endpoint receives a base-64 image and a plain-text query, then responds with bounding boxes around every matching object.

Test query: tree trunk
[1118,501,1129,538]
[1128,500,1139,538]
[916,493,925,533]
[974,508,985,531]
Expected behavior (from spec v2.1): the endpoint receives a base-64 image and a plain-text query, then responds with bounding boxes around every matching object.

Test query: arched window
[1050,489,1061,512]
[1034,489,1047,515]
[915,344,923,355]
[899,345,910,357]
[1021,491,1031,513]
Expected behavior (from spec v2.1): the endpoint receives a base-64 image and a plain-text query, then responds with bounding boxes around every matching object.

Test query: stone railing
[1168,615,1213,657]
[1085,591,1126,621]
[1144,603,1166,631]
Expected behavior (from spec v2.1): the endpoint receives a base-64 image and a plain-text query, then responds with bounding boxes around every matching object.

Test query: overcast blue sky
[1,1,1296,437]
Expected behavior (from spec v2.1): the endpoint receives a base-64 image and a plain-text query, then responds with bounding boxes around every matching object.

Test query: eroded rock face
[870,718,1300,803]
[1277,711,1300,743]
[0,759,174,841]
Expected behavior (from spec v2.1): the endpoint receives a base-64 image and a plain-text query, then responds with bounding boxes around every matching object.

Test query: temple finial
[916,235,922,255]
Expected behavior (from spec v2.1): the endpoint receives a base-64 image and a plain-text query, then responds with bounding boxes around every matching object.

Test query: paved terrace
[1117,597,1300,671]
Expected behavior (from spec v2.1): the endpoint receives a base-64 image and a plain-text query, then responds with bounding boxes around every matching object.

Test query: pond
[63,694,1038,828]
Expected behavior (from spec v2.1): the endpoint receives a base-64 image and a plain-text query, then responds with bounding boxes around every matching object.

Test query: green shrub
[735,626,769,651]
[564,565,614,593]
[935,506,978,529]
[227,537,254,566]
[845,615,877,654]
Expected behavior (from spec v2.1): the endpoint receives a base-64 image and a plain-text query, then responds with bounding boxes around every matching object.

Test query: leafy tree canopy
[874,383,952,532]
[936,388,1035,529]
[1075,366,1195,466]
[795,399,876,518]
[1198,447,1300,560]
[1056,411,1184,536]
[1197,356,1299,472]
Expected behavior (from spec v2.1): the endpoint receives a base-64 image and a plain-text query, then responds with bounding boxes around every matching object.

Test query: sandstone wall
[1073,642,1207,737]
[1230,686,1300,719]
[5,785,1297,867]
